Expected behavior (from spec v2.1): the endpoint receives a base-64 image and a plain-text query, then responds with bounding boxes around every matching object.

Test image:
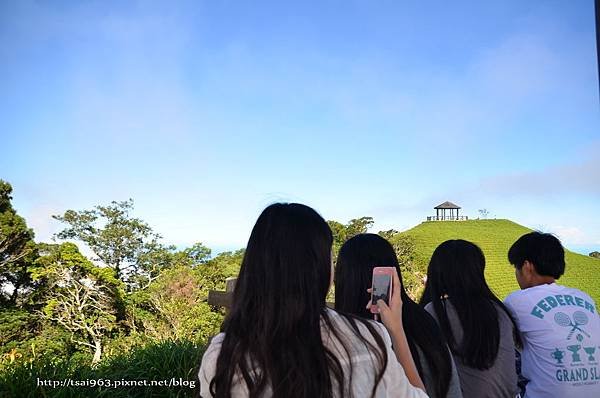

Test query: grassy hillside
[401,219,600,304]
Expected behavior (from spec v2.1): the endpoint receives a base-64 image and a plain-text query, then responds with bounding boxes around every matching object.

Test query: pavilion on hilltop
[427,201,468,221]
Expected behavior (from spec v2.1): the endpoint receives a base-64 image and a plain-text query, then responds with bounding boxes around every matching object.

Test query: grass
[402,219,600,304]
[0,340,205,398]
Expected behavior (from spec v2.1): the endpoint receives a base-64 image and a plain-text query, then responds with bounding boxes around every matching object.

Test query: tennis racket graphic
[554,311,590,340]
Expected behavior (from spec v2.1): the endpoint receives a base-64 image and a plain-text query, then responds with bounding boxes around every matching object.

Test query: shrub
[0,339,206,398]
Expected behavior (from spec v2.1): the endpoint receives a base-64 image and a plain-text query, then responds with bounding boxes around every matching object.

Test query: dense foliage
[1,340,205,398]
[0,180,419,397]
[0,181,239,396]
[0,180,37,307]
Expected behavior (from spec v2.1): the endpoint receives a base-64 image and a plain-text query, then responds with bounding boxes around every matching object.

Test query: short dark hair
[508,232,565,279]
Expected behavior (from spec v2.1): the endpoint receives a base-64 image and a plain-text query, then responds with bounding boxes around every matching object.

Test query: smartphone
[370,267,394,314]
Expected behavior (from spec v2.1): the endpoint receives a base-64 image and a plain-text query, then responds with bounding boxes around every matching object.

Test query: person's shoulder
[198,333,225,391]
[324,307,383,333]
[202,333,225,360]
[504,290,523,311]
[208,332,225,345]
[423,300,445,314]
[323,307,349,328]
[325,307,381,327]
[423,299,455,318]
[505,285,541,313]
[423,301,433,313]
[199,334,225,370]
[505,287,529,302]
[323,309,393,354]
[559,284,596,302]
[505,283,554,304]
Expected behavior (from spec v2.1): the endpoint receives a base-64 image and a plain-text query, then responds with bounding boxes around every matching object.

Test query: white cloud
[476,148,600,197]
[548,226,590,245]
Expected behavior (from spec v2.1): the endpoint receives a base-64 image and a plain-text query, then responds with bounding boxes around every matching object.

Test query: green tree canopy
[0,180,36,307]
[126,248,240,344]
[383,233,422,298]
[31,242,124,364]
[327,216,374,263]
[53,199,176,289]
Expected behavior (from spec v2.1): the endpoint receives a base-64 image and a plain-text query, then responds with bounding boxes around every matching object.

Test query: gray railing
[426,215,468,221]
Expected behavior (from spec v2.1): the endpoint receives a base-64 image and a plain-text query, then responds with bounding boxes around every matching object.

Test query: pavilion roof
[434,201,461,209]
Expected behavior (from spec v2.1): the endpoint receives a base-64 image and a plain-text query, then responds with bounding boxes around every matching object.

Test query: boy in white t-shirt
[504,232,600,398]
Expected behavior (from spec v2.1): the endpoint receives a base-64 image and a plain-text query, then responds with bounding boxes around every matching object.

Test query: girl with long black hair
[198,203,427,398]
[420,239,519,398]
[334,233,462,398]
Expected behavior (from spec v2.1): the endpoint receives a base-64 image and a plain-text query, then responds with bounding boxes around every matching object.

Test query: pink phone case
[370,267,395,314]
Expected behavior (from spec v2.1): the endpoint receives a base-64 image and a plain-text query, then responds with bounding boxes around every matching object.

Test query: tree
[170,242,212,268]
[328,216,374,262]
[478,209,490,219]
[53,199,169,289]
[380,232,423,299]
[345,217,374,237]
[200,249,243,291]
[378,229,399,242]
[127,248,240,342]
[0,180,37,307]
[141,266,222,342]
[31,243,123,364]
[0,308,37,360]
[590,251,600,260]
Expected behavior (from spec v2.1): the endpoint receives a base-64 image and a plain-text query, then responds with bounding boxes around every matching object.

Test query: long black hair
[210,203,388,398]
[334,233,453,398]
[420,239,519,370]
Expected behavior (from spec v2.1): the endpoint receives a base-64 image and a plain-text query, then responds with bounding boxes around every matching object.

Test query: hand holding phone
[370,268,423,391]
[370,267,395,314]
[373,268,405,335]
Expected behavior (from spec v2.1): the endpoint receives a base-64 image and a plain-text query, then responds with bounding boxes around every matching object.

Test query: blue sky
[1,0,599,255]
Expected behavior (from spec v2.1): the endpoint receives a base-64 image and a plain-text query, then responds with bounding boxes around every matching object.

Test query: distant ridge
[401,219,600,305]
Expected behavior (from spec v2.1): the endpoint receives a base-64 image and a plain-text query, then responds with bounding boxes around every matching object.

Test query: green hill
[401,219,600,304]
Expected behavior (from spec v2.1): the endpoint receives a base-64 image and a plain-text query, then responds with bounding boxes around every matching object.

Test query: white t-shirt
[504,283,600,398]
[198,308,428,398]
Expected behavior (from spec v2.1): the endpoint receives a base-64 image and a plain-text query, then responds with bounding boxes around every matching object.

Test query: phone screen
[372,274,392,306]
